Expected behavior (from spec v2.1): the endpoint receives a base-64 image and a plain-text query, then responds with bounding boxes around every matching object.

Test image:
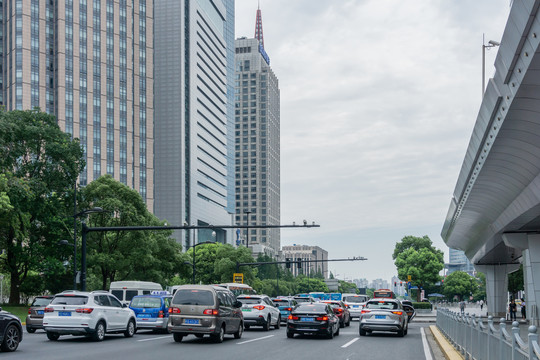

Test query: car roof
[237,294,265,298]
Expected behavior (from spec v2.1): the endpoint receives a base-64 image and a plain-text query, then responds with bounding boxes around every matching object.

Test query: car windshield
[272,300,290,306]
[365,301,398,310]
[324,302,340,308]
[294,304,327,313]
[31,297,52,307]
[173,290,214,306]
[131,297,162,308]
[238,298,262,305]
[294,298,311,303]
[343,296,364,303]
[51,295,88,305]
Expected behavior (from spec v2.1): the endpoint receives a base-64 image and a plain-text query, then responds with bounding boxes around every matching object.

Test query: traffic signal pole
[235,256,368,273]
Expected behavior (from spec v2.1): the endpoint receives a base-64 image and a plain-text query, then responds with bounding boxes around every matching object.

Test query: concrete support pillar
[503,233,540,326]
[476,263,519,318]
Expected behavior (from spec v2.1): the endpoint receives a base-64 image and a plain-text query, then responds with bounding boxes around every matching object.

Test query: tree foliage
[0,109,85,303]
[508,265,524,297]
[338,280,357,294]
[393,235,444,301]
[442,271,477,301]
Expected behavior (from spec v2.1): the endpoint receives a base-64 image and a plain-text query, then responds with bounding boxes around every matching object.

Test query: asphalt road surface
[10,322,437,360]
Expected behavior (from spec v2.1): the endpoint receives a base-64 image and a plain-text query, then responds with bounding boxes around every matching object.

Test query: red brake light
[253,305,265,310]
[169,307,181,314]
[44,308,54,313]
[335,308,343,313]
[284,307,292,311]
[158,310,164,318]
[203,309,219,316]
[75,308,94,314]
[288,315,299,320]
[28,308,31,314]
[361,309,371,314]
[392,311,403,316]
[316,316,329,321]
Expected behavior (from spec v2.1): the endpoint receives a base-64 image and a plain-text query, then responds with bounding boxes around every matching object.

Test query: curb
[429,325,463,360]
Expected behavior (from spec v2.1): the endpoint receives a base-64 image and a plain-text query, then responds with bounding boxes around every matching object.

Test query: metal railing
[437,308,540,360]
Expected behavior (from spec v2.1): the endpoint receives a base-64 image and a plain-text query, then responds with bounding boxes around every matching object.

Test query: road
[10,321,439,360]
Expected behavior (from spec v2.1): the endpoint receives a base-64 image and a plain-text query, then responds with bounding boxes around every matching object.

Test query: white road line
[236,334,274,345]
[421,327,433,360]
[341,337,359,348]
[137,336,171,342]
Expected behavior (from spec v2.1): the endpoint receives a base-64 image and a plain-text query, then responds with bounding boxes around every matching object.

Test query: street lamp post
[190,240,215,284]
[482,34,500,97]
[243,209,252,250]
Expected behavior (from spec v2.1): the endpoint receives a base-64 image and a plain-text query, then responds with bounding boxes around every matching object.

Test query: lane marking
[341,337,359,348]
[236,334,274,345]
[421,327,433,360]
[137,336,171,342]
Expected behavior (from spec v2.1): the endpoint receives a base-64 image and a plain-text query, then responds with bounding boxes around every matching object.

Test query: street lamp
[482,35,500,97]
[243,209,252,250]
[190,240,214,284]
[76,207,105,291]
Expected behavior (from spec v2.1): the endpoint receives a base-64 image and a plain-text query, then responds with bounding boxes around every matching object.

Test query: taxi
[129,291,172,333]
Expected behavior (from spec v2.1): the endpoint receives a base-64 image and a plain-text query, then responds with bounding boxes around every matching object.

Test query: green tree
[80,175,186,289]
[0,109,85,303]
[295,276,328,293]
[393,235,444,301]
[442,271,477,301]
[338,280,358,294]
[508,265,524,298]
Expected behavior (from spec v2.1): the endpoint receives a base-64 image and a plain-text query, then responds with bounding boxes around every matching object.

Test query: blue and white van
[129,291,172,333]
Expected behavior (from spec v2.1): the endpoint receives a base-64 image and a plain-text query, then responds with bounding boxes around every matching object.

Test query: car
[129,291,172,333]
[237,294,281,330]
[167,285,243,343]
[293,295,317,304]
[0,307,23,352]
[26,295,53,333]
[342,294,369,319]
[109,281,163,306]
[321,300,351,327]
[43,290,136,341]
[286,303,340,339]
[272,297,298,322]
[359,298,415,337]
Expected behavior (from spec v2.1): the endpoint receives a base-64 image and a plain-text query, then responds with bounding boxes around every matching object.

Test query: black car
[0,307,23,352]
[286,303,340,339]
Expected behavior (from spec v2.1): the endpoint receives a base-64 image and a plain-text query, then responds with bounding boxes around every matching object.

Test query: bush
[412,302,432,309]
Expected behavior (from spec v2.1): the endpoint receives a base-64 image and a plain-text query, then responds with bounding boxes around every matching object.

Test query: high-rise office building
[154,0,236,248]
[446,248,476,276]
[234,7,280,256]
[0,0,154,206]
[282,245,328,278]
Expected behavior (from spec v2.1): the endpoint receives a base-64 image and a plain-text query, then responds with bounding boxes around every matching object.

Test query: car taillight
[284,307,292,311]
[335,308,343,313]
[44,308,54,313]
[158,310,164,318]
[169,307,181,314]
[75,308,94,314]
[361,309,371,314]
[288,315,299,320]
[392,311,403,316]
[28,308,31,314]
[253,305,265,310]
[316,316,329,321]
[203,309,219,316]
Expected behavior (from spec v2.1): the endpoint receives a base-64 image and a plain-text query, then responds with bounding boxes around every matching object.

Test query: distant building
[234,7,281,257]
[353,278,369,289]
[446,249,476,276]
[282,245,328,278]
[370,279,390,290]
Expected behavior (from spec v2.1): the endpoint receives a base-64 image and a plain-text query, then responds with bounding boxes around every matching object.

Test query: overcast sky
[234,0,511,283]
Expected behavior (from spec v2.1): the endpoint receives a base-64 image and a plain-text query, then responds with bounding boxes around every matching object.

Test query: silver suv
[43,290,136,341]
[237,295,281,330]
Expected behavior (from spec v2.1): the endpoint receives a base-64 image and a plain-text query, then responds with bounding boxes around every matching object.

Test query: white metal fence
[437,308,540,360]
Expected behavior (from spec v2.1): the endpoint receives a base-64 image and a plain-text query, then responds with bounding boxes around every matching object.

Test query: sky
[234,0,511,283]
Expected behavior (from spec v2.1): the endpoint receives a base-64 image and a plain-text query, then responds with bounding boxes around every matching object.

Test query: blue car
[272,298,298,322]
[129,291,172,333]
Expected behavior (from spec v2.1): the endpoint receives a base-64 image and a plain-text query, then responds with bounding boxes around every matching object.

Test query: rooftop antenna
[255,1,264,49]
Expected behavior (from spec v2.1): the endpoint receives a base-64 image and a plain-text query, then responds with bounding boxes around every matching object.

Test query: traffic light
[394,282,397,287]
[400,282,403,286]
[285,258,291,269]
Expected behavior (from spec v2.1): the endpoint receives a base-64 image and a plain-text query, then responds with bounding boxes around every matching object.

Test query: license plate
[353,305,359,308]
[137,313,151,318]
[241,308,251,312]
[37,310,44,315]
[185,319,200,325]
[375,315,386,319]
[301,317,314,322]
[58,311,71,317]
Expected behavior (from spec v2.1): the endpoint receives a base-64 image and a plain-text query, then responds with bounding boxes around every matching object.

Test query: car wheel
[234,322,243,339]
[359,328,367,336]
[263,316,270,331]
[286,330,294,338]
[274,316,281,329]
[92,321,106,342]
[47,331,60,341]
[213,325,225,343]
[124,319,135,338]
[327,327,334,339]
[1,325,21,352]
[346,317,351,327]
[335,325,340,336]
[173,333,183,342]
[26,327,36,334]
[397,327,405,337]
[404,326,408,336]
[244,324,250,330]
[339,320,345,328]
[195,334,204,339]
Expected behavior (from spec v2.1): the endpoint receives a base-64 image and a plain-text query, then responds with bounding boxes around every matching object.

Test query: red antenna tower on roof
[255,2,264,49]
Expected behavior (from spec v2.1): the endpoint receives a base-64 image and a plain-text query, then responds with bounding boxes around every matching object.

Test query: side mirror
[234,301,242,308]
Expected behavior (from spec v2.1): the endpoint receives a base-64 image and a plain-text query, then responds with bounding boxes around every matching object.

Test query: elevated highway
[442,0,540,325]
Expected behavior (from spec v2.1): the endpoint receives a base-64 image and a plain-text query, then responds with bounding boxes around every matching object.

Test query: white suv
[237,295,281,330]
[43,290,136,341]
